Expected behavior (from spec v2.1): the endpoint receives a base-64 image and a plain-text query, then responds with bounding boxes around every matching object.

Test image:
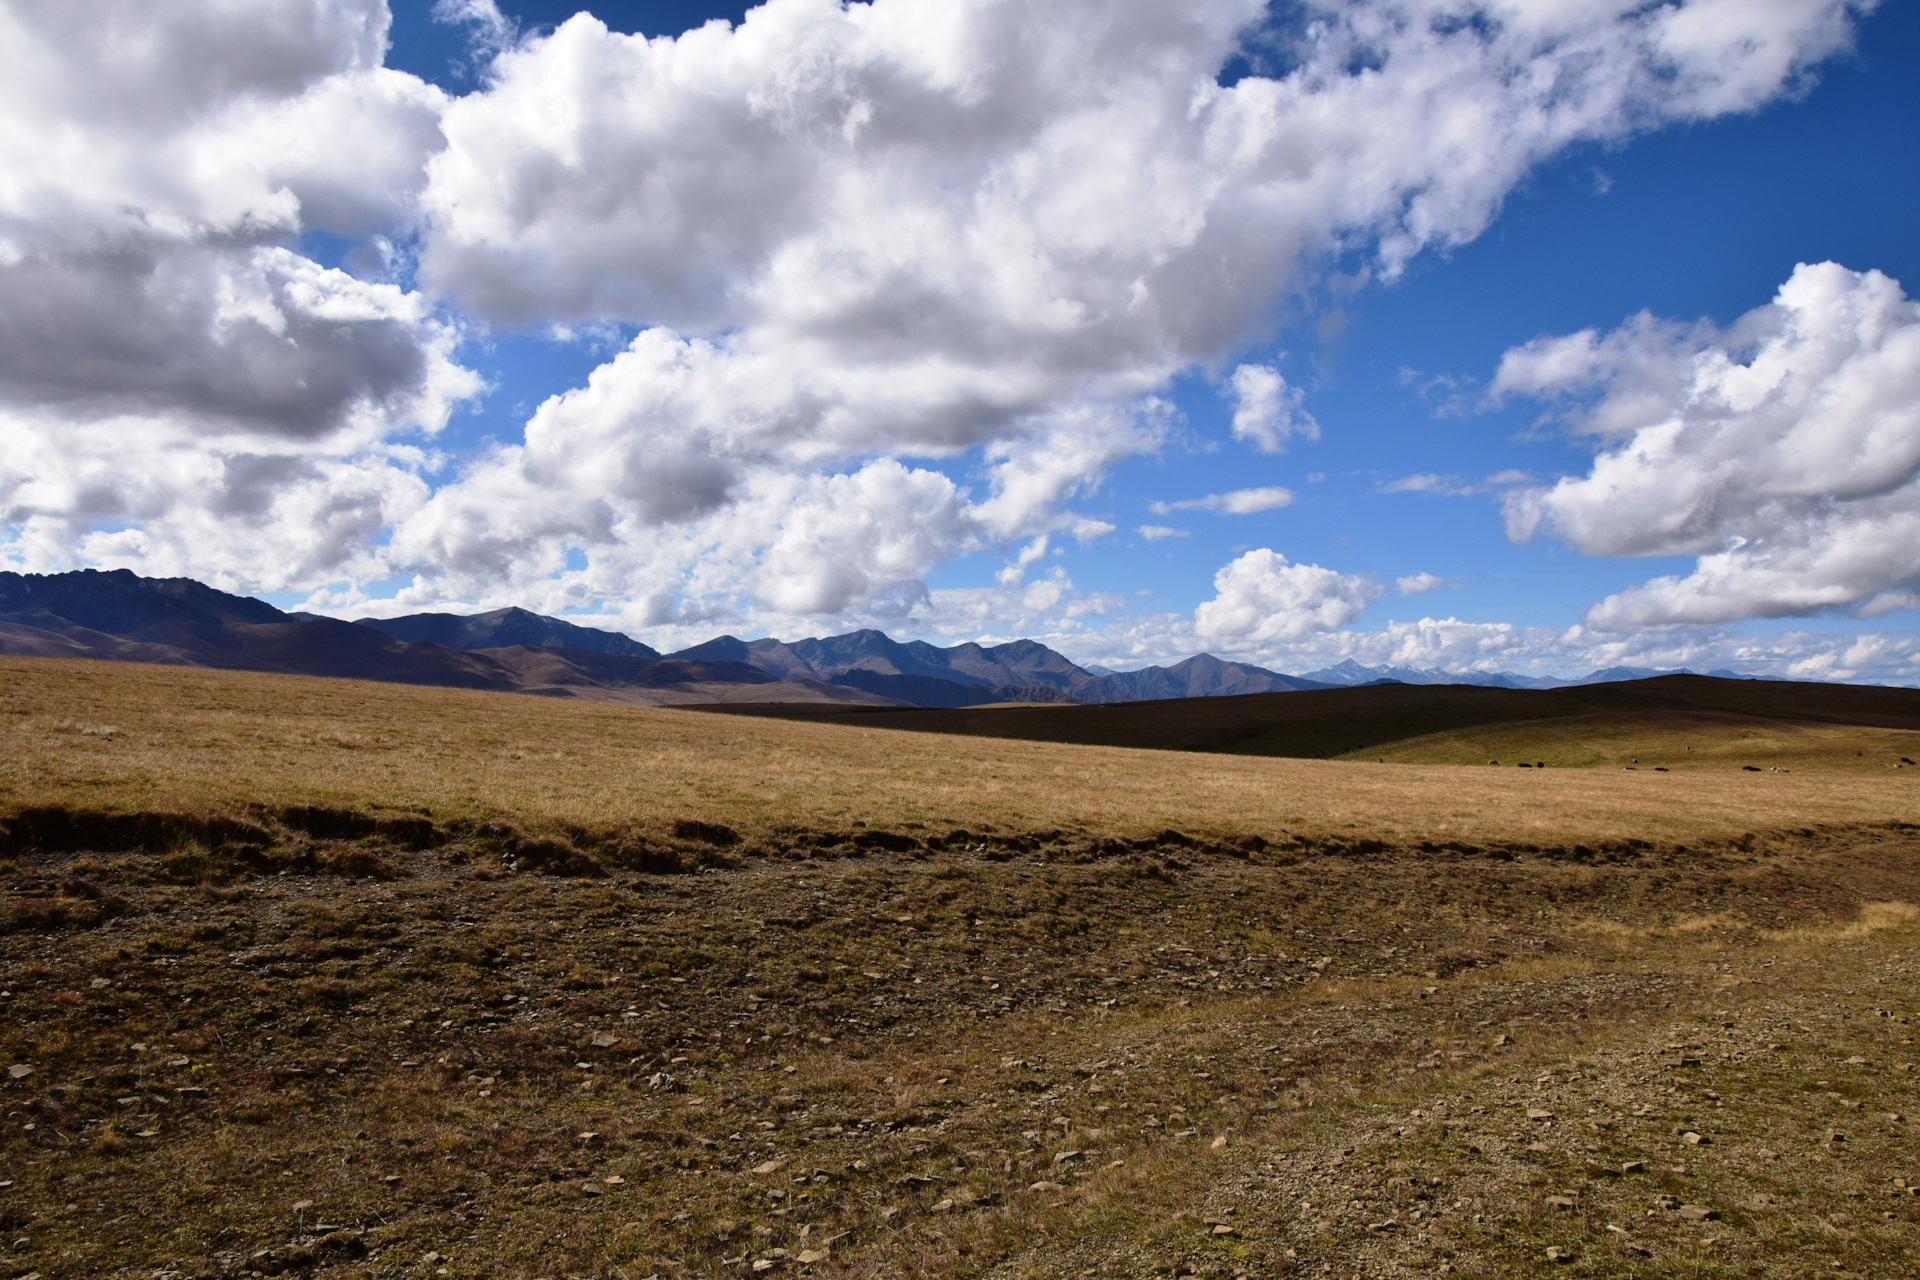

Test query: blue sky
[6,1,1920,679]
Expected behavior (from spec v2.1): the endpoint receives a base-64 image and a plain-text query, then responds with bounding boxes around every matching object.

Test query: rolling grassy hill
[693,674,1920,770]
[5,658,1918,848]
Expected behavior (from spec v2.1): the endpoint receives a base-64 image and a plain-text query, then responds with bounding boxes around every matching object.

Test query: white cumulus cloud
[393,0,1865,615]
[1497,261,1920,629]
[1396,572,1450,596]
[0,0,478,589]
[1228,364,1317,454]
[1193,548,1384,643]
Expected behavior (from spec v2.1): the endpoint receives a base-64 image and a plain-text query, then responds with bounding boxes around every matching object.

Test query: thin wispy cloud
[1379,472,1535,497]
[1151,487,1296,516]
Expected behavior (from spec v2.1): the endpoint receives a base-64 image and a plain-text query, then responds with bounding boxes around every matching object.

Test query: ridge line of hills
[1,568,1749,708]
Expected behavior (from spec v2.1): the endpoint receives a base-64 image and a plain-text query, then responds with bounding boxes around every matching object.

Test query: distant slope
[355,606,660,658]
[1299,658,1747,689]
[827,668,1080,708]
[687,674,1920,762]
[1090,653,1328,700]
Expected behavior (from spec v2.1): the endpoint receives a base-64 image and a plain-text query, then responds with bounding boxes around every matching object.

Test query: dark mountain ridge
[660,630,1318,702]
[1089,652,1328,700]
[0,567,284,633]
[355,606,660,659]
[0,570,891,707]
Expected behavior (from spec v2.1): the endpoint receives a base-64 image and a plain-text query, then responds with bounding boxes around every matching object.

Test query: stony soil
[1,815,1917,1279]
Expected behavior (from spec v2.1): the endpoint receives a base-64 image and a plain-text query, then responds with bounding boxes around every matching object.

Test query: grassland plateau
[1,655,1917,1280]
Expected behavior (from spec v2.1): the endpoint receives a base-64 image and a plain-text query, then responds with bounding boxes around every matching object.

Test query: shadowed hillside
[691,674,1920,764]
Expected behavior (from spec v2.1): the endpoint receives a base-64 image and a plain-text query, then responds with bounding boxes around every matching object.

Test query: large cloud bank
[397,0,1865,617]
[1499,261,1920,630]
[0,0,1888,659]
[0,0,478,585]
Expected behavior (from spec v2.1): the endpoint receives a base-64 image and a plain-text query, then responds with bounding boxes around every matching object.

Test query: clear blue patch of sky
[430,326,639,461]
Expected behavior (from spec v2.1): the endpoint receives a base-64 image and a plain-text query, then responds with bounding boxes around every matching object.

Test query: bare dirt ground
[4,816,1917,1280]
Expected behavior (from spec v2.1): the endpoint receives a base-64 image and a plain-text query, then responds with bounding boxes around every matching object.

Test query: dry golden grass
[5,657,1918,849]
[1353,708,1920,772]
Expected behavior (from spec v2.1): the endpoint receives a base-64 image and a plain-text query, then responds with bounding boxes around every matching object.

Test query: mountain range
[0,570,894,707]
[664,631,1327,705]
[0,569,1750,707]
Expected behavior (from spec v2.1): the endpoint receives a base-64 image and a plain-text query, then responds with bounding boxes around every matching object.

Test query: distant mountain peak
[1,566,288,633]
[354,607,659,659]
[663,628,1332,704]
